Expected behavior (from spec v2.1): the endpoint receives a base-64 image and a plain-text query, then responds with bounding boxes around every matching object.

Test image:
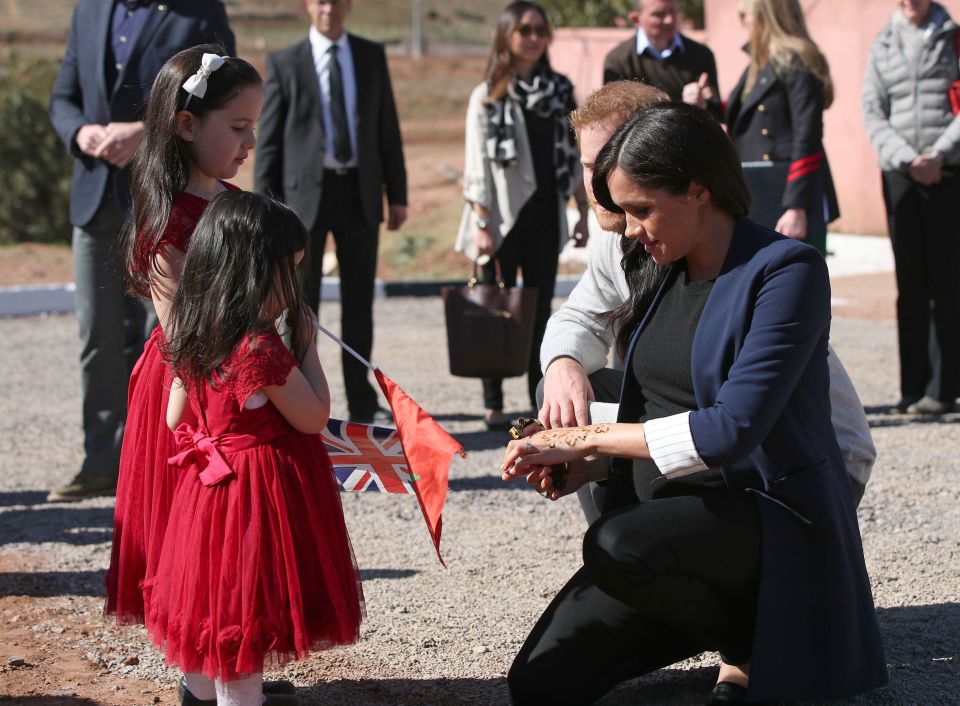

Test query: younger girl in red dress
[105,46,262,627]
[150,191,364,705]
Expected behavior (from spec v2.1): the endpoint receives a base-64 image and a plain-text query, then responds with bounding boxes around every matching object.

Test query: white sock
[215,673,264,706]
[183,672,216,700]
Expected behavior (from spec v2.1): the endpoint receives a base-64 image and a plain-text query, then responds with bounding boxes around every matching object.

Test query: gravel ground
[0,297,958,705]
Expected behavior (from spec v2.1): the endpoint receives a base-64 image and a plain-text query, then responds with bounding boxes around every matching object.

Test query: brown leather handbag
[441,260,537,378]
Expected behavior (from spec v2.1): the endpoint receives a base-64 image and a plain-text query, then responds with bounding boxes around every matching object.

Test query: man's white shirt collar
[635,28,684,61]
[309,25,350,64]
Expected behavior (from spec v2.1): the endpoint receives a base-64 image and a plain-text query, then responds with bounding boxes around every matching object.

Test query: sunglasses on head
[516,24,549,39]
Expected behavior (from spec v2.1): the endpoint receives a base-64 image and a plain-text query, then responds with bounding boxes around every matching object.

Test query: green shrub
[0,55,72,245]
[541,0,704,28]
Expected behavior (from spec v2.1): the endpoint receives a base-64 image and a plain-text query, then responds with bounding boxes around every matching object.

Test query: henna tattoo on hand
[533,424,610,449]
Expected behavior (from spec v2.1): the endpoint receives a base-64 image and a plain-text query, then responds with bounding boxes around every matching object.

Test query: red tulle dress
[105,187,238,624]
[144,332,363,680]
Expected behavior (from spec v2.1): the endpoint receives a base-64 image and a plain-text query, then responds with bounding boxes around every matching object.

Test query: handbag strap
[470,257,505,288]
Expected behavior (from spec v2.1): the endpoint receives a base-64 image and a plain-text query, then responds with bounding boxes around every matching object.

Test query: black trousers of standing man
[881,169,960,405]
[303,169,381,420]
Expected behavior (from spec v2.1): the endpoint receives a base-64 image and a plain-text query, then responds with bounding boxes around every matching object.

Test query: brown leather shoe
[46,471,117,502]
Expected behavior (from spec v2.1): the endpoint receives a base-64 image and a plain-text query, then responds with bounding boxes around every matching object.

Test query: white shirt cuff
[643,412,708,478]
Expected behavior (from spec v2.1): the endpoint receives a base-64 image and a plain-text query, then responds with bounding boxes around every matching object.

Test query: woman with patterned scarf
[456,1,589,431]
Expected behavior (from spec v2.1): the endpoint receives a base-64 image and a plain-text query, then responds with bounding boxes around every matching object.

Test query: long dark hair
[484,1,553,102]
[164,191,310,393]
[124,44,262,299]
[592,102,751,359]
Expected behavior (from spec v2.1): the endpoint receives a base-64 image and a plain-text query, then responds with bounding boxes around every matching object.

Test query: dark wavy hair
[592,102,751,359]
[163,191,310,393]
[484,1,553,102]
[123,44,262,299]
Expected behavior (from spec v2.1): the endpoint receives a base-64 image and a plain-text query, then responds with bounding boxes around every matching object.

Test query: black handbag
[441,260,537,378]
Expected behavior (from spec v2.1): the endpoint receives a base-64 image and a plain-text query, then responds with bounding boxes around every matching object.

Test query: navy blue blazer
[49,0,234,227]
[617,218,887,701]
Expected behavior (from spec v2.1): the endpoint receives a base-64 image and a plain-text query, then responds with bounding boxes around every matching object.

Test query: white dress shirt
[308,26,359,169]
[635,28,685,61]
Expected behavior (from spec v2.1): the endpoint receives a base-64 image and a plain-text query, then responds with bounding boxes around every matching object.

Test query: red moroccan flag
[375,368,463,566]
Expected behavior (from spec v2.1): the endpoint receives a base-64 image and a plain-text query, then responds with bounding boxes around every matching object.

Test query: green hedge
[542,0,704,28]
[0,55,72,245]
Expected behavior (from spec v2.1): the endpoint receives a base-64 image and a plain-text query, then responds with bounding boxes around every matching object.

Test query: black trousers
[304,170,380,418]
[481,193,560,411]
[508,492,762,706]
[881,169,960,403]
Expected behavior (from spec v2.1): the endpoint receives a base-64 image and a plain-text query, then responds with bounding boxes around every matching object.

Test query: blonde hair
[744,0,833,108]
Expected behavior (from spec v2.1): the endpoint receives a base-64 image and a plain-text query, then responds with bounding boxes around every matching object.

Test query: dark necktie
[327,45,353,164]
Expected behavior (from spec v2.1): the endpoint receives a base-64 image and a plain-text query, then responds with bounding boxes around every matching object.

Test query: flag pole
[312,318,376,372]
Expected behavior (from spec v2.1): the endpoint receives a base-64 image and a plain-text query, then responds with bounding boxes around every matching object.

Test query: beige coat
[455,81,578,261]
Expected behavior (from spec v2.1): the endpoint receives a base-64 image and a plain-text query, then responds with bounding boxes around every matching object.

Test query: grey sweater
[862,3,960,170]
[540,228,877,485]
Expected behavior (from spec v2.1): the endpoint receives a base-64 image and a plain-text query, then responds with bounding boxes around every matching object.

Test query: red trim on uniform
[786,164,822,182]
[787,151,824,176]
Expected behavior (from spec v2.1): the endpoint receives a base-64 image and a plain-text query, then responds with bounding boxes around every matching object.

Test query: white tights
[183,672,264,705]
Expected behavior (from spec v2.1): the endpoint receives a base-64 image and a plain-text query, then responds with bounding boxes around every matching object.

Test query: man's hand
[681,72,714,109]
[571,214,590,248]
[775,207,808,240]
[908,154,943,186]
[94,121,144,168]
[539,356,595,429]
[387,204,408,230]
[76,124,107,157]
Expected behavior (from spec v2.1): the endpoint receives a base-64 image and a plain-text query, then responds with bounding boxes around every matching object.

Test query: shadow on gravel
[360,568,420,580]
[0,507,113,546]
[0,698,102,705]
[431,413,484,423]
[455,430,515,452]
[0,569,105,597]
[299,677,507,705]
[0,490,49,507]
[866,414,959,429]
[449,475,528,492]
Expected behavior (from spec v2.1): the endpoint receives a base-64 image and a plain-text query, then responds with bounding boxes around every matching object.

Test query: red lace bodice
[134,182,240,273]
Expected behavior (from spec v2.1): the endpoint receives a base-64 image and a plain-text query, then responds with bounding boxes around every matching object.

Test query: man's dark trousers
[73,183,155,477]
[304,169,380,419]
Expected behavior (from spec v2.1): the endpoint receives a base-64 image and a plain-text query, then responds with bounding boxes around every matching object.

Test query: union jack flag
[322,418,418,494]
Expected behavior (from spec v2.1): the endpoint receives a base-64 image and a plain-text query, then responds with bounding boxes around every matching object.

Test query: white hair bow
[182,53,228,103]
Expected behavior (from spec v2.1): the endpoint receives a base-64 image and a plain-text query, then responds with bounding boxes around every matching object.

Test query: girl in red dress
[105,45,262,629]
[150,191,363,705]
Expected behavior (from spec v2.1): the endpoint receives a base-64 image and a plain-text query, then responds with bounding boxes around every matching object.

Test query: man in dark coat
[48,0,234,502]
[603,0,720,115]
[254,0,408,424]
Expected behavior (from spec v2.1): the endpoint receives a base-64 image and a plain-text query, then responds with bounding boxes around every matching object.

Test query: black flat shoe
[707,681,748,704]
[179,679,298,705]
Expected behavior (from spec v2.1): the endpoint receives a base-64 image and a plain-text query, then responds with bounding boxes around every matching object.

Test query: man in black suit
[255,0,408,424]
[48,1,234,501]
[603,0,720,115]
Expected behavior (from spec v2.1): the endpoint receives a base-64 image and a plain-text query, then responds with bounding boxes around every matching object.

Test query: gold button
[761,128,769,136]
[758,104,766,112]
[762,153,771,161]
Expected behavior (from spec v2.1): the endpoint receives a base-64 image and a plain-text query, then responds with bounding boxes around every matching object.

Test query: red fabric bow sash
[169,423,251,487]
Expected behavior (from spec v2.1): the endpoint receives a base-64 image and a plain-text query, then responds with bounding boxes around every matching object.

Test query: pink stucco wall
[550,1,960,235]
